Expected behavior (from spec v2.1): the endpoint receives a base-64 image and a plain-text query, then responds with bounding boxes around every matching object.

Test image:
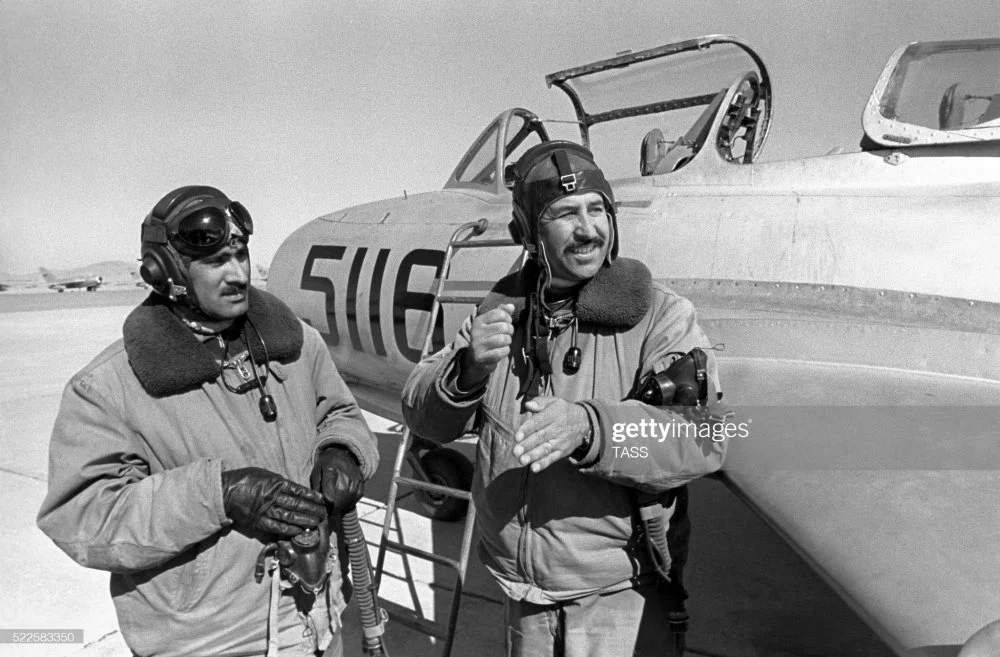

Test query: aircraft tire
[414,448,473,522]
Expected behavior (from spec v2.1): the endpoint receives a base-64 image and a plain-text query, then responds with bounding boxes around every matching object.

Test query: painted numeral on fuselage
[300,244,445,363]
[346,248,368,353]
[300,245,346,345]
[368,248,390,356]
[393,249,446,362]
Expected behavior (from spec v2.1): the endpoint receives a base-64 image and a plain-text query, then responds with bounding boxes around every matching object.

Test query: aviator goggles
[144,199,254,258]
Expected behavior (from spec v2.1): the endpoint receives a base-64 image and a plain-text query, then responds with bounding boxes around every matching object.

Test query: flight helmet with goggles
[505,140,618,264]
[140,185,252,302]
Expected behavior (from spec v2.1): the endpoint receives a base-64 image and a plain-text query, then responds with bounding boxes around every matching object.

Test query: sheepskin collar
[123,287,303,397]
[478,257,652,329]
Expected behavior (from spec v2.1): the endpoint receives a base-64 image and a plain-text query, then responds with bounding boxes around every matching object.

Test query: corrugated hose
[342,508,390,656]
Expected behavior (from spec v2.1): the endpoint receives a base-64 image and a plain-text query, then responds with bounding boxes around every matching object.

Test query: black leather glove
[221,467,327,537]
[310,447,365,512]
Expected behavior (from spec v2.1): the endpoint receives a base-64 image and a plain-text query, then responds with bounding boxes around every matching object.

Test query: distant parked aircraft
[39,267,103,292]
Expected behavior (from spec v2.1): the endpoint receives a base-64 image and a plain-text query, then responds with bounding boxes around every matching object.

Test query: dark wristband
[571,412,594,461]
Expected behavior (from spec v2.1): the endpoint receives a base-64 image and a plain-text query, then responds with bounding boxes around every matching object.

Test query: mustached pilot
[402,141,728,657]
[38,186,378,657]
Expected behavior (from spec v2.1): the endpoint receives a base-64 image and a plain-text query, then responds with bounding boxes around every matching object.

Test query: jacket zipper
[517,467,532,582]
[516,371,552,585]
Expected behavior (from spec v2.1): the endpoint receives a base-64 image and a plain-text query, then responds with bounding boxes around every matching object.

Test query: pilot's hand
[459,303,515,389]
[221,467,326,537]
[513,396,591,473]
[310,446,365,512]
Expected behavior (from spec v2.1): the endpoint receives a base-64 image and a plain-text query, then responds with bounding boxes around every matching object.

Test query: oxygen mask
[277,521,332,594]
[255,519,333,595]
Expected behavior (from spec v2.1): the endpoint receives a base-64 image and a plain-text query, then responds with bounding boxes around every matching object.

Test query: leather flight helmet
[139,185,250,302]
[505,140,619,263]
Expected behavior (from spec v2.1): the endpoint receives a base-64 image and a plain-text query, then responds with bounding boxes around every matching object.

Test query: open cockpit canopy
[546,35,772,179]
[445,35,773,192]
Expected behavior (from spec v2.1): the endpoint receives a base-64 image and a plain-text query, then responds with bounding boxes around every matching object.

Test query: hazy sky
[1,1,995,273]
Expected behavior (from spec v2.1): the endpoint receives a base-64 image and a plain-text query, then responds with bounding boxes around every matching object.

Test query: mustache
[565,236,605,250]
[221,282,248,295]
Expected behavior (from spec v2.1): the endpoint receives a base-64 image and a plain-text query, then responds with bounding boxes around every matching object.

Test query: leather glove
[221,467,327,537]
[310,446,365,512]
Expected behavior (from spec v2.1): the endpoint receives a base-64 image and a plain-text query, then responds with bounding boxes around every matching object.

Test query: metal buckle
[166,278,186,301]
[560,173,577,193]
[229,352,253,381]
[222,351,263,394]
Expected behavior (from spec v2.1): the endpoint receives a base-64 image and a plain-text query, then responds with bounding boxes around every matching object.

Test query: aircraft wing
[722,469,1000,655]
[685,289,1000,655]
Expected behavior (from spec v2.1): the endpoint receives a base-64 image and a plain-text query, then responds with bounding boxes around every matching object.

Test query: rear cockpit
[862,38,1000,148]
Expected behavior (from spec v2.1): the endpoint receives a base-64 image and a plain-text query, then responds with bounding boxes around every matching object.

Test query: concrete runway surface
[0,288,893,657]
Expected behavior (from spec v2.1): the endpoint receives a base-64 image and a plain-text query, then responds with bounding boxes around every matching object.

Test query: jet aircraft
[268,36,1000,655]
[39,267,103,292]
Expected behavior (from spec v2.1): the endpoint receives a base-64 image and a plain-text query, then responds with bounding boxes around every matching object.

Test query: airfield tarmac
[0,288,894,657]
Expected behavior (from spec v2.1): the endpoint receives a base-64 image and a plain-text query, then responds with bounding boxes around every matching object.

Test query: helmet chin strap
[535,240,554,296]
[603,211,616,267]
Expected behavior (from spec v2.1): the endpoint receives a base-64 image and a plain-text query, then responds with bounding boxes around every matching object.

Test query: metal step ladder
[374,218,517,657]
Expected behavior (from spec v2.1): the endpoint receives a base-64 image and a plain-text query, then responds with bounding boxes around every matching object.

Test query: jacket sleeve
[400,313,485,443]
[577,291,729,492]
[36,375,229,573]
[303,324,380,480]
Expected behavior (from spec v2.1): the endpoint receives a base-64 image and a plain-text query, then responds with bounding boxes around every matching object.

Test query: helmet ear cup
[507,218,522,245]
[509,204,536,255]
[140,243,188,298]
[139,252,163,289]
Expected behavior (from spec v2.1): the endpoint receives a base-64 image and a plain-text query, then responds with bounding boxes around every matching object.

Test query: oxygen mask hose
[343,508,389,656]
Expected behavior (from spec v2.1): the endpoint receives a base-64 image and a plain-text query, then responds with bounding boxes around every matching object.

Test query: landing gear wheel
[414,448,473,522]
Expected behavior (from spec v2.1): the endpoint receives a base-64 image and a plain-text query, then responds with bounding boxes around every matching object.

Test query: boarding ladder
[374,218,517,657]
